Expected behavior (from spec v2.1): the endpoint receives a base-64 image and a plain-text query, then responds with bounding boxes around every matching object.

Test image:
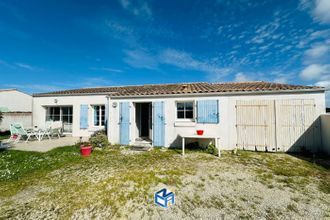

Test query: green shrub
[206,144,217,156]
[89,130,109,148]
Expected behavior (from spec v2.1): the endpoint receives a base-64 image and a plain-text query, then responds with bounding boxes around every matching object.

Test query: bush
[206,144,217,156]
[89,130,109,148]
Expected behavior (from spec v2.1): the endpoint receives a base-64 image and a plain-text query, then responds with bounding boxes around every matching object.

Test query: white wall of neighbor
[0,90,32,112]
[0,89,33,131]
[108,91,326,150]
[320,114,330,154]
[0,112,32,132]
[33,95,108,137]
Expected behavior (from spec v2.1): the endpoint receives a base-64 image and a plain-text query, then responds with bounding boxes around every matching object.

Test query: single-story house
[0,89,32,132]
[33,81,327,153]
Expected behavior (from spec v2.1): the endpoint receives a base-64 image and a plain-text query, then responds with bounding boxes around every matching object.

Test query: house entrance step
[130,146,152,151]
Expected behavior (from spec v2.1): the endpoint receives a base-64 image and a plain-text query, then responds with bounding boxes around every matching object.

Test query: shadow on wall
[286,116,322,154]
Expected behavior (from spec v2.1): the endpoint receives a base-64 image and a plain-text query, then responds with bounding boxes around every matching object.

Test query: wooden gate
[236,100,276,152]
[276,99,321,152]
[236,99,321,152]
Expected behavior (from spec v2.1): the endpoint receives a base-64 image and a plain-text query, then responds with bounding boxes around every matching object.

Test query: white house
[0,89,33,131]
[33,81,327,153]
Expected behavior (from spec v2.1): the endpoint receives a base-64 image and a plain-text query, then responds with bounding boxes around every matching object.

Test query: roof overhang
[33,88,325,98]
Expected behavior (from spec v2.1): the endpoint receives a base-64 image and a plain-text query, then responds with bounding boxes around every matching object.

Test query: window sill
[174,121,196,127]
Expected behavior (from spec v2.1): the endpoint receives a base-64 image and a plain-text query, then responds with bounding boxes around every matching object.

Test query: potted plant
[80,142,92,157]
[196,130,204,135]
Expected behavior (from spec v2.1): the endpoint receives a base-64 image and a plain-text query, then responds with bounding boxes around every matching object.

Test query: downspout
[106,95,110,141]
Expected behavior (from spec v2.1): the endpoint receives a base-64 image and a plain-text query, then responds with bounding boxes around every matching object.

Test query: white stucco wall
[32,91,326,151]
[0,89,32,112]
[0,89,33,131]
[33,95,108,137]
[108,91,326,150]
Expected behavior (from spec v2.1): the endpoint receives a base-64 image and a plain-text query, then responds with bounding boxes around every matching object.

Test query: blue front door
[153,101,165,147]
[119,102,130,145]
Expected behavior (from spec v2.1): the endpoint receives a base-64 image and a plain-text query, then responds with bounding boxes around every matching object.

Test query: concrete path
[8,136,86,152]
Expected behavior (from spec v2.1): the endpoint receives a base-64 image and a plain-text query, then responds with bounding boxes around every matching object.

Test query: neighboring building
[326,107,330,113]
[33,81,327,153]
[0,89,33,131]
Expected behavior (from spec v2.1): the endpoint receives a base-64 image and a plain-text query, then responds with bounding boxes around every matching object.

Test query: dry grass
[0,147,329,219]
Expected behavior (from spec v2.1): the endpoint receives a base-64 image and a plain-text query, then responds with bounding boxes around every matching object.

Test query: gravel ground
[0,149,329,219]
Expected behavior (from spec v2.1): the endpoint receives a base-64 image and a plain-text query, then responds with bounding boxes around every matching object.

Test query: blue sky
[0,0,329,105]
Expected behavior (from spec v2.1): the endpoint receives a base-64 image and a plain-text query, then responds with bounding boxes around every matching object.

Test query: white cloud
[124,49,158,70]
[300,64,330,80]
[15,62,36,71]
[159,48,232,77]
[119,0,152,18]
[315,80,330,88]
[304,44,330,60]
[300,0,330,24]
[313,0,330,24]
[89,67,123,73]
[234,72,252,82]
[123,48,232,80]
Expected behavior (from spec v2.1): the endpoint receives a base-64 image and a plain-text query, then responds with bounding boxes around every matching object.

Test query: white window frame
[92,105,105,127]
[175,101,195,121]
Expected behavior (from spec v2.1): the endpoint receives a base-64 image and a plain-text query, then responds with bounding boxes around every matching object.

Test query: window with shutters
[176,101,194,120]
[93,105,105,126]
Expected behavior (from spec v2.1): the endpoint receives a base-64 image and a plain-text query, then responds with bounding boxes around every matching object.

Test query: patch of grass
[287,203,298,213]
[319,179,330,194]
[0,146,83,197]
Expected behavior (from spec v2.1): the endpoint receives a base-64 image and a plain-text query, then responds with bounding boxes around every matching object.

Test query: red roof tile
[33,81,324,97]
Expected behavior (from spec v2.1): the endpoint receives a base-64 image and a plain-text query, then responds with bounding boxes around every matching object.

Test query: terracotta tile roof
[33,81,324,97]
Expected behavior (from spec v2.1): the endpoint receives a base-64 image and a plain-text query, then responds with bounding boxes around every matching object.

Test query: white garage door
[236,99,321,152]
[236,100,276,152]
[276,99,321,152]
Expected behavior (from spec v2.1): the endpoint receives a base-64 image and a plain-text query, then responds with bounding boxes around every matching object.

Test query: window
[45,106,73,133]
[93,105,105,126]
[176,101,194,119]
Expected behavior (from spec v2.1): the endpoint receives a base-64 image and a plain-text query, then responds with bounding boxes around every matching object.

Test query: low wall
[0,112,32,132]
[320,114,330,154]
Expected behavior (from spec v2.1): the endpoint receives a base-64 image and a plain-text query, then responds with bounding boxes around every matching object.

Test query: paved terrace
[8,136,88,152]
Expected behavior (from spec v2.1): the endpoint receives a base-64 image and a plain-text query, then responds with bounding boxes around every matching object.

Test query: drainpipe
[106,95,110,141]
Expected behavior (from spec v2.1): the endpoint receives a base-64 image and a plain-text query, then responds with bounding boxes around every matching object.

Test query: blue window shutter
[80,104,89,129]
[119,102,130,145]
[153,101,165,147]
[197,100,219,124]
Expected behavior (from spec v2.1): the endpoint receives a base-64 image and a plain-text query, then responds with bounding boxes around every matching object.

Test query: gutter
[33,88,325,98]
[33,92,117,97]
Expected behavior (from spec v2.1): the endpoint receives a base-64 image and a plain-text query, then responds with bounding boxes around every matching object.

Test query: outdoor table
[181,135,221,157]
[33,128,45,142]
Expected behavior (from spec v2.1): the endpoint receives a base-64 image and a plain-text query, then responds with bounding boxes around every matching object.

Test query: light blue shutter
[119,102,130,145]
[197,100,219,124]
[153,101,165,147]
[80,104,89,129]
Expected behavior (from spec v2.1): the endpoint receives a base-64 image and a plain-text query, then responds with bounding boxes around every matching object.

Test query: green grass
[0,147,329,218]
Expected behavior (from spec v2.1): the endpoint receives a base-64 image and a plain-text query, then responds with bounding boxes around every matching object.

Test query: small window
[176,101,194,119]
[93,105,105,126]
